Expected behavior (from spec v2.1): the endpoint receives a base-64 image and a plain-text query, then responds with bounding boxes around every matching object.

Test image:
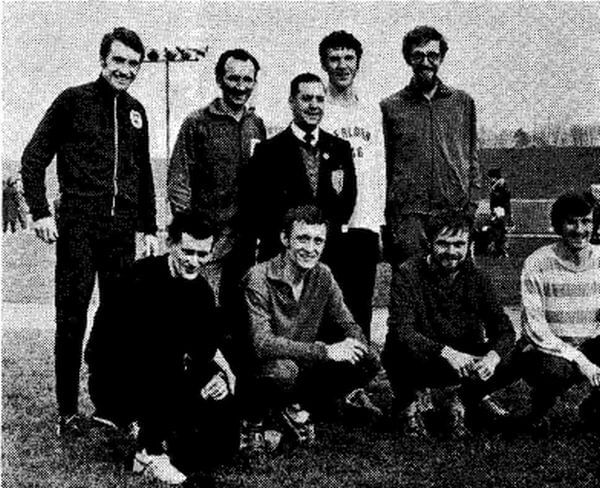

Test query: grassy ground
[3,317,599,487]
[3,232,599,487]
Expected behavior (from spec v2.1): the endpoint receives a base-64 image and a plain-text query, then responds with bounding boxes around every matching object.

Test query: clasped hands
[441,346,501,382]
[326,337,368,365]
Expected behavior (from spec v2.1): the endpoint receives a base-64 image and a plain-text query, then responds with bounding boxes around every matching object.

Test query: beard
[414,68,438,91]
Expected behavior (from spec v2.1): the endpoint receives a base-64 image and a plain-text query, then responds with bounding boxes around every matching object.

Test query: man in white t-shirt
[319,30,386,340]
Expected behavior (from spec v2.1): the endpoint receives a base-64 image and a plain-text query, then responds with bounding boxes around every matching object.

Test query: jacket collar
[404,76,453,101]
[290,122,320,146]
[207,97,256,120]
[95,75,123,100]
[266,253,317,286]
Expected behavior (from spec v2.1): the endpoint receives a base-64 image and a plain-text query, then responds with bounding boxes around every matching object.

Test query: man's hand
[471,351,501,382]
[326,338,367,364]
[200,373,229,401]
[214,349,236,395]
[577,357,600,387]
[441,346,480,378]
[32,216,58,243]
[143,234,159,257]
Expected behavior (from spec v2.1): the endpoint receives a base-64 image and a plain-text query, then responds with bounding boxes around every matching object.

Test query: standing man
[520,191,600,433]
[246,73,356,266]
[381,25,480,266]
[21,27,158,435]
[319,30,385,339]
[168,49,265,311]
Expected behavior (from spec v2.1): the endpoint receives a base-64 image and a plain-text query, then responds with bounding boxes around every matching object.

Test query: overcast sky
[2,1,599,159]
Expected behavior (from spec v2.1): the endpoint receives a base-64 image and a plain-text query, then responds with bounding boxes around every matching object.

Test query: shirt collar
[208,97,253,120]
[290,122,319,146]
[266,252,316,286]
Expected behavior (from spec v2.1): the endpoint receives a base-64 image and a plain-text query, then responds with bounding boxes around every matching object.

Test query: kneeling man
[383,210,516,437]
[520,191,600,432]
[131,213,237,485]
[241,205,380,460]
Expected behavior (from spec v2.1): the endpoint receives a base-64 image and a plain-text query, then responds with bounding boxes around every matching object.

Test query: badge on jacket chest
[331,169,344,194]
[130,110,143,129]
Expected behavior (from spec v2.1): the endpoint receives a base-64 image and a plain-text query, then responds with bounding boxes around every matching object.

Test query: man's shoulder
[442,84,475,104]
[523,244,558,271]
[380,87,410,109]
[243,260,270,289]
[319,129,352,151]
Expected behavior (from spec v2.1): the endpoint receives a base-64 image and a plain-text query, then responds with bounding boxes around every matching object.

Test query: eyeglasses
[410,51,441,64]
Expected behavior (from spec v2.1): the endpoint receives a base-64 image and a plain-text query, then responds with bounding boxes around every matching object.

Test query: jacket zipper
[111,95,119,216]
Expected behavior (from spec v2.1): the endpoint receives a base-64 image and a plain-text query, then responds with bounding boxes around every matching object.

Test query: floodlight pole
[144,46,209,164]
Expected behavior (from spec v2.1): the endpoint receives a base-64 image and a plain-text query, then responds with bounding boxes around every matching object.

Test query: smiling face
[289,81,325,132]
[281,221,327,271]
[100,40,142,92]
[322,47,359,92]
[560,212,594,253]
[218,57,257,112]
[430,227,469,273]
[170,232,213,280]
[408,39,443,90]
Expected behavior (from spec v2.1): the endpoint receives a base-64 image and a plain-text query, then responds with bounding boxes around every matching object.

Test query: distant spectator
[488,168,511,257]
[590,183,600,244]
[3,176,28,233]
[520,191,599,434]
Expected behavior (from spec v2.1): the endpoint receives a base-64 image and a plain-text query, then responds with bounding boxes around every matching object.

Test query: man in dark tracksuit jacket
[20,27,158,435]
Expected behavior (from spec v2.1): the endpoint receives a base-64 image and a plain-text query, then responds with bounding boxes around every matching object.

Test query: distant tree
[513,128,531,148]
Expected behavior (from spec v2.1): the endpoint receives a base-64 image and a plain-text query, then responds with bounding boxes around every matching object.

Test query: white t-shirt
[321,97,385,233]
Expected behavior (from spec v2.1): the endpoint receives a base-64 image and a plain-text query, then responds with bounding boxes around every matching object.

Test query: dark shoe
[447,395,471,440]
[396,401,428,438]
[468,396,510,428]
[344,388,384,422]
[240,422,268,470]
[56,414,83,437]
[279,404,315,445]
[91,412,120,430]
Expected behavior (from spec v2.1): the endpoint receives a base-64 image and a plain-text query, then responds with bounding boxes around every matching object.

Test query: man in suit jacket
[244,72,356,265]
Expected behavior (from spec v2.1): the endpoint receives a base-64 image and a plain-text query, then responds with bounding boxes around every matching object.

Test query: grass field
[3,230,600,487]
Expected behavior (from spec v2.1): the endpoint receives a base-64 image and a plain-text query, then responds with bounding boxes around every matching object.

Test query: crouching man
[241,205,381,464]
[520,191,600,433]
[131,213,238,485]
[383,210,517,438]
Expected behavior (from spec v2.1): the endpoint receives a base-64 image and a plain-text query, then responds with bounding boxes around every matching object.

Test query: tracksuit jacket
[380,78,481,240]
[21,76,157,233]
[167,98,266,231]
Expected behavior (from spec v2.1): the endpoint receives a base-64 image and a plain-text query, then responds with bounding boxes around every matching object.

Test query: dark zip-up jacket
[381,78,480,241]
[21,76,157,233]
[167,98,266,231]
[383,256,515,364]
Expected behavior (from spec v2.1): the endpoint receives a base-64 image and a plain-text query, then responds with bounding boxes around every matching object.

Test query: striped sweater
[521,243,600,362]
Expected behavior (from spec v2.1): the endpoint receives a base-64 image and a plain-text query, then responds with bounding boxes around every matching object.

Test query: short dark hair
[167,212,215,244]
[550,191,595,234]
[424,210,473,244]
[290,73,324,97]
[215,49,260,82]
[402,25,448,65]
[282,205,328,237]
[319,30,363,66]
[100,27,144,61]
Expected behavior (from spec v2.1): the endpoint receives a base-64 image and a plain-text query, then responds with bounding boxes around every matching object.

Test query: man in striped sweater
[521,191,600,432]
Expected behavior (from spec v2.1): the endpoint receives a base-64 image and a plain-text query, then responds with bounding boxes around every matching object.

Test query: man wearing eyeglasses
[380,25,480,267]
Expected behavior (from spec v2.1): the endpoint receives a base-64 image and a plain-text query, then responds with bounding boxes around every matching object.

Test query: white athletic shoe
[132,449,187,485]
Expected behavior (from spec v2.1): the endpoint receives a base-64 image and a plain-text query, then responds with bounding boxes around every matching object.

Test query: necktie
[304,131,314,146]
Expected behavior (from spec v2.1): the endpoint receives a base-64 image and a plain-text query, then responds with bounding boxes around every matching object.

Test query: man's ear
[280,231,289,248]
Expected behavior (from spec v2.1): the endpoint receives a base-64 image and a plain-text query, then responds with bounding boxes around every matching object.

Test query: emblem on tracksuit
[130,110,143,129]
